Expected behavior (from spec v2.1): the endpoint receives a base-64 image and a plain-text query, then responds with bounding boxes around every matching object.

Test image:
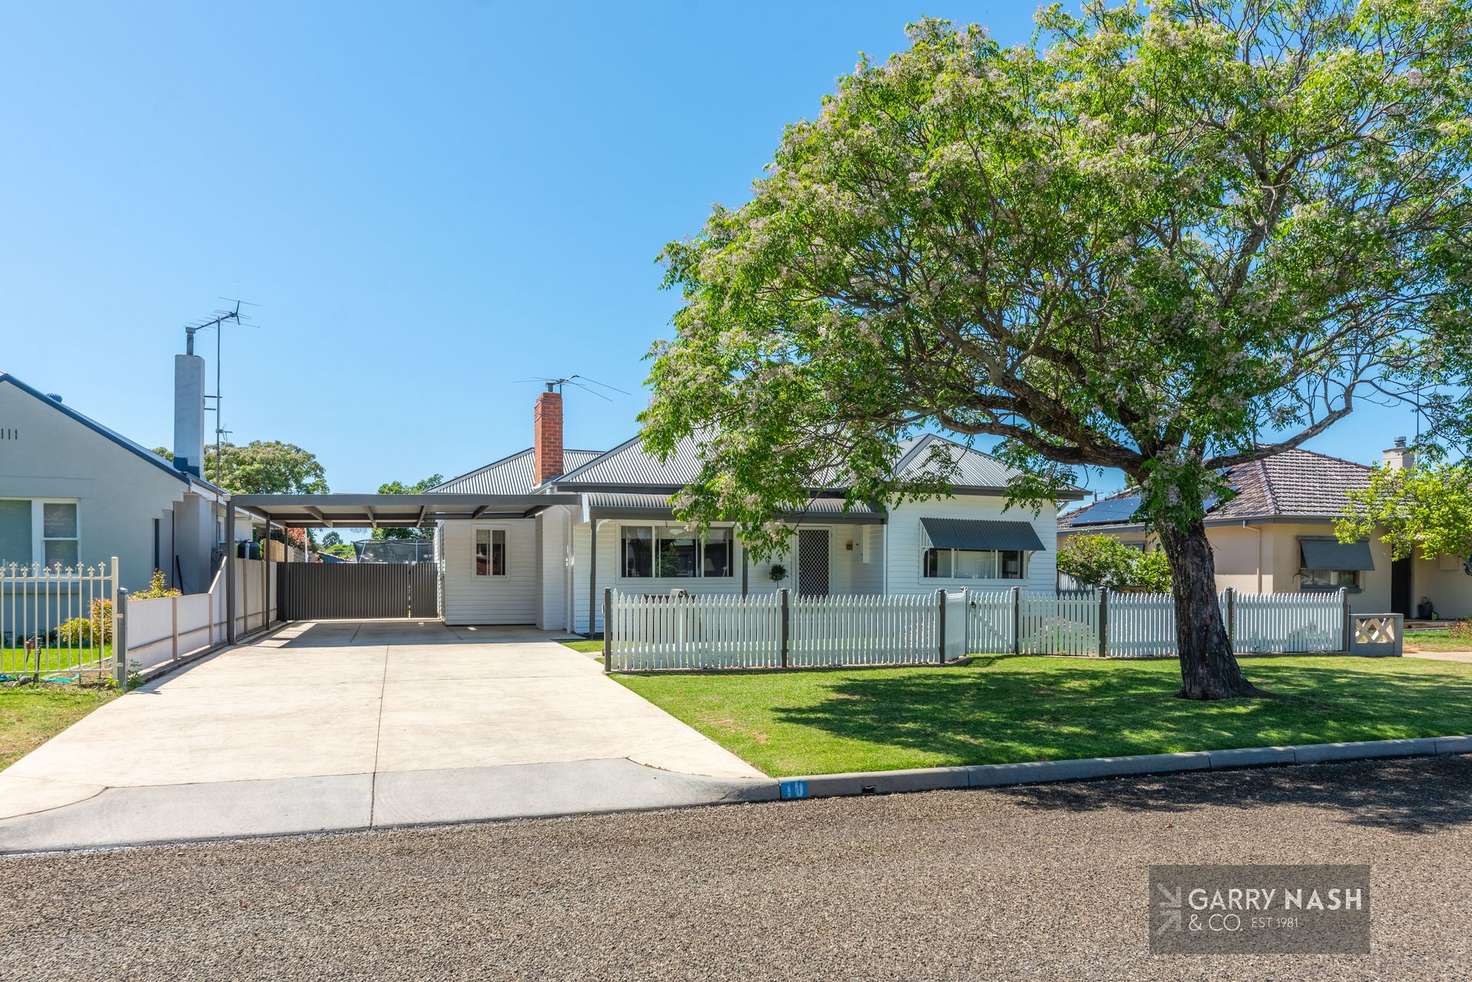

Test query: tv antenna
[512,374,630,402]
[183,298,260,478]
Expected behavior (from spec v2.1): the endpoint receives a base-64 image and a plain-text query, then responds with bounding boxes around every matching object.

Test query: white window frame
[617,523,736,580]
[0,497,80,568]
[921,547,1028,581]
[473,526,508,577]
[1299,567,1361,592]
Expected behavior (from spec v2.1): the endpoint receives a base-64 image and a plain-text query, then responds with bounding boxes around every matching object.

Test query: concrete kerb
[777,735,1472,801]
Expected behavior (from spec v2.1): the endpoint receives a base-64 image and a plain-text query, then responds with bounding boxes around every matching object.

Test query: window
[619,525,734,579]
[1300,568,1360,591]
[474,528,506,576]
[922,548,1026,580]
[0,499,31,566]
[621,526,653,578]
[702,528,732,577]
[656,527,699,577]
[0,499,78,568]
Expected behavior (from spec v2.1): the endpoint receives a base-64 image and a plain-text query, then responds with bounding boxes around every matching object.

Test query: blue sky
[0,1,1427,504]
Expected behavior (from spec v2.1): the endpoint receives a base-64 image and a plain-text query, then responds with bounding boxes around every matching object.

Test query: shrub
[1451,620,1472,642]
[134,569,181,599]
[55,617,95,645]
[89,598,112,644]
[1058,534,1172,592]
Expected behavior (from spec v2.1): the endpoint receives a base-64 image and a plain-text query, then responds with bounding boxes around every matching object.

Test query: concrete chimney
[533,385,564,486]
[173,353,206,477]
[1382,436,1415,472]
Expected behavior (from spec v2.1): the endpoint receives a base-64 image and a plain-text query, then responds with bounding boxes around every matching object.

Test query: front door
[797,529,830,596]
[1391,556,1413,617]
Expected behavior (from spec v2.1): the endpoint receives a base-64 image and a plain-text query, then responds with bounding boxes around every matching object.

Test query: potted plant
[768,563,788,583]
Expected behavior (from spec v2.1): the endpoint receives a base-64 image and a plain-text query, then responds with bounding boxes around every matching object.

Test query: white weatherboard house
[428,388,1083,634]
[0,367,229,594]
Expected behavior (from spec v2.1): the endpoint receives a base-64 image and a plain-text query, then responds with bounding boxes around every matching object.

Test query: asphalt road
[4,756,1472,980]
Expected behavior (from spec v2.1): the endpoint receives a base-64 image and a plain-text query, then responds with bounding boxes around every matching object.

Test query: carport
[226,493,579,642]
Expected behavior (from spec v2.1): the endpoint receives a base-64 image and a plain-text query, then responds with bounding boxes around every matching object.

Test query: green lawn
[1406,628,1472,653]
[0,646,112,679]
[560,639,603,663]
[614,655,1472,777]
[0,685,118,771]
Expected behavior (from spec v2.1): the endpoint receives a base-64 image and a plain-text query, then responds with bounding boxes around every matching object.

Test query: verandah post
[602,588,612,673]
[779,588,790,669]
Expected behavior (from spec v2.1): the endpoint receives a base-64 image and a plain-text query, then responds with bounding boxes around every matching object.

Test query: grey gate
[277,562,439,620]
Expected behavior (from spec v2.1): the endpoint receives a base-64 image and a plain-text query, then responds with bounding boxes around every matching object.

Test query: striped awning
[920,517,1045,552]
[1299,538,1374,571]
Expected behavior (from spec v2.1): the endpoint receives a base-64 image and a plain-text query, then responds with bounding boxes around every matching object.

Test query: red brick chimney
[533,386,564,486]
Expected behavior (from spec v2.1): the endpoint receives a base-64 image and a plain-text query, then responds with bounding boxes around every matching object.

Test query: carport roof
[230,493,582,528]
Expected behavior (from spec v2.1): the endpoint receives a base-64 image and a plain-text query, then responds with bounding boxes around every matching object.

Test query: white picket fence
[969,588,1347,659]
[605,586,1350,672]
[790,594,939,668]
[606,590,948,671]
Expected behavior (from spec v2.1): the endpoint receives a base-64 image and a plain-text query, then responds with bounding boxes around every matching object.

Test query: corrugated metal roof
[584,492,883,522]
[430,448,603,495]
[557,431,1028,492]
[553,435,706,487]
[893,433,1026,488]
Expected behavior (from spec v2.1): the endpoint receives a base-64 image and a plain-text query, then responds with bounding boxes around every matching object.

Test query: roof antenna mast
[183,298,260,478]
[511,374,631,402]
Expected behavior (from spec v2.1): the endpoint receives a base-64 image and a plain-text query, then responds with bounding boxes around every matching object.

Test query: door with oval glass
[797,529,830,596]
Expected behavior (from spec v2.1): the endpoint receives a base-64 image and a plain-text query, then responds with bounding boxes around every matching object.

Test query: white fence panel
[1107,592,1180,659]
[608,587,1352,671]
[1234,592,1344,653]
[608,592,782,671]
[790,593,937,668]
[0,560,116,681]
[964,590,1015,654]
[127,591,221,671]
[1019,592,1099,656]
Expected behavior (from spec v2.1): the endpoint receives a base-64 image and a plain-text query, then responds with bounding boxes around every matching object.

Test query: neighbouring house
[425,386,1084,633]
[1057,445,1472,618]
[0,363,231,593]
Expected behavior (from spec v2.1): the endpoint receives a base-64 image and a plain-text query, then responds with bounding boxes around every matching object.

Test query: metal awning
[583,492,885,524]
[229,493,582,528]
[1299,538,1374,571]
[921,517,1045,552]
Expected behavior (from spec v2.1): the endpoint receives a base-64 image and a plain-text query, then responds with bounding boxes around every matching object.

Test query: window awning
[920,517,1045,552]
[1299,538,1374,571]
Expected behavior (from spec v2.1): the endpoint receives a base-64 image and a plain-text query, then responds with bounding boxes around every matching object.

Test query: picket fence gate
[605,586,1351,673]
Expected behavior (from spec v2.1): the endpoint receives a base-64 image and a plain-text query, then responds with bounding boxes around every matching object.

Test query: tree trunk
[1155,519,1260,699]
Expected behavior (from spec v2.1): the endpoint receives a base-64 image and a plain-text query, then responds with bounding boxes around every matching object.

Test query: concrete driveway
[0,621,772,852]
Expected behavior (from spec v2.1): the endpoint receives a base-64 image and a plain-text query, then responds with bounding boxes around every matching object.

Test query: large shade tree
[205,441,329,495]
[643,0,1472,698]
[373,474,445,541]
